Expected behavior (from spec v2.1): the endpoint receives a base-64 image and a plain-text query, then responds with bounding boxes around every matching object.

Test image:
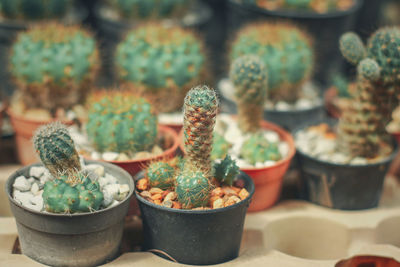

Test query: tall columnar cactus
[240,133,282,165]
[33,122,104,213]
[183,85,219,178]
[86,90,158,154]
[230,55,268,133]
[107,0,188,20]
[115,23,206,112]
[0,0,72,20]
[33,122,81,177]
[231,22,313,103]
[10,23,99,112]
[338,27,400,157]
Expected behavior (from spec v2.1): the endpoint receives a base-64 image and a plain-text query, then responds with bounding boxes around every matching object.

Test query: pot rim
[134,170,255,214]
[179,116,296,171]
[7,108,73,125]
[5,160,135,217]
[293,119,399,168]
[228,0,363,19]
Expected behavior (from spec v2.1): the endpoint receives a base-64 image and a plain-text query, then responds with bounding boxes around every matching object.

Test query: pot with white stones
[6,123,133,267]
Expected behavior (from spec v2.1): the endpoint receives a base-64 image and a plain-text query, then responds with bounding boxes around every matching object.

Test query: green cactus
[211,133,232,161]
[339,32,366,65]
[214,155,239,186]
[240,0,353,13]
[357,58,380,81]
[86,90,158,154]
[0,0,72,20]
[240,133,282,165]
[183,85,219,178]
[33,122,81,177]
[107,0,188,19]
[10,23,99,111]
[332,74,350,98]
[146,161,176,190]
[175,169,211,209]
[231,22,313,103]
[230,55,268,132]
[115,23,206,113]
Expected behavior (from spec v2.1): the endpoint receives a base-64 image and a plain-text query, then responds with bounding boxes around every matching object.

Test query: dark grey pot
[5,160,134,267]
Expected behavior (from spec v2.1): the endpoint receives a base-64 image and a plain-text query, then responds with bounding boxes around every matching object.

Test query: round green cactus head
[146,161,176,190]
[240,133,282,165]
[175,170,211,209]
[231,22,313,101]
[0,0,72,20]
[33,122,81,176]
[367,27,400,84]
[357,58,381,82]
[184,85,219,112]
[86,90,158,154]
[339,32,366,65]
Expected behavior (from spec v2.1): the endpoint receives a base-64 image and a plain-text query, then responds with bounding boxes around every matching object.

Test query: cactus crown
[184,85,219,111]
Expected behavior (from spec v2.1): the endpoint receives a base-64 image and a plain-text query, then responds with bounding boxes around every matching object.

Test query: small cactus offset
[146,161,176,190]
[0,0,72,20]
[183,85,219,178]
[10,23,99,112]
[107,0,188,20]
[240,133,282,165]
[175,169,211,209]
[33,122,81,177]
[86,90,158,154]
[115,24,206,112]
[230,55,268,133]
[231,22,313,103]
[214,155,239,186]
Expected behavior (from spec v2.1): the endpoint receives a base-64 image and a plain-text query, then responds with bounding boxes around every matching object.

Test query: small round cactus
[0,0,72,20]
[86,90,158,154]
[358,58,380,82]
[214,155,239,186]
[146,161,176,190]
[240,133,282,165]
[33,122,81,177]
[175,170,211,209]
[339,32,366,65]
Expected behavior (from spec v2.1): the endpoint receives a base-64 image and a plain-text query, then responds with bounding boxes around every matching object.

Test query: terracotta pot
[179,119,296,212]
[160,122,183,133]
[7,109,73,166]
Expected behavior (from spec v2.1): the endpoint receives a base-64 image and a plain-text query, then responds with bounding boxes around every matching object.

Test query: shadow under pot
[293,122,398,210]
[135,171,255,265]
[5,160,134,267]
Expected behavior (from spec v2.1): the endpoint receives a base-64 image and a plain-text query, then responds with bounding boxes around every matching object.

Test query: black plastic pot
[227,0,363,86]
[293,121,398,210]
[135,171,255,265]
[6,160,134,267]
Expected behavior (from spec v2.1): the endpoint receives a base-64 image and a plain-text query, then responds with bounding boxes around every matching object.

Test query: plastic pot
[294,121,398,210]
[226,0,363,85]
[179,118,295,212]
[135,170,255,265]
[7,109,73,166]
[5,160,134,267]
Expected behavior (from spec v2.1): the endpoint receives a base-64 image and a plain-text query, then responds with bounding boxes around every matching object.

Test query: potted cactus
[220,21,324,131]
[6,122,133,266]
[294,27,400,210]
[135,85,255,265]
[7,23,99,165]
[227,0,363,85]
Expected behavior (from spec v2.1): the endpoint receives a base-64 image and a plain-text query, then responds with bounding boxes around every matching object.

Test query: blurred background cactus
[10,23,99,113]
[0,0,72,20]
[115,23,207,113]
[231,22,313,103]
[240,133,282,165]
[86,90,158,155]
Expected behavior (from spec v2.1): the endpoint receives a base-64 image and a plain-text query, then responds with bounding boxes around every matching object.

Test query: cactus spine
[214,155,239,186]
[0,0,72,20]
[146,161,175,190]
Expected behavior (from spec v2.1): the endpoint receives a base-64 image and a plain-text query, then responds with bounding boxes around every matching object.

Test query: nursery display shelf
[1,164,400,266]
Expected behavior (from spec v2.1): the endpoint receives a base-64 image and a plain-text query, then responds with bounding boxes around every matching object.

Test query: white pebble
[263,160,276,167]
[66,110,76,121]
[263,131,280,143]
[29,166,46,178]
[102,152,119,161]
[158,112,183,124]
[98,177,109,188]
[255,162,264,168]
[279,142,290,157]
[28,177,35,183]
[330,153,349,164]
[119,184,130,196]
[235,159,253,169]
[90,151,101,160]
[102,184,120,206]
[24,203,42,212]
[29,195,43,209]
[105,173,117,185]
[351,157,368,165]
[14,190,33,206]
[275,101,291,111]
[295,98,313,109]
[13,176,32,191]
[79,156,86,168]
[85,164,105,177]
[109,200,120,208]
[31,183,40,195]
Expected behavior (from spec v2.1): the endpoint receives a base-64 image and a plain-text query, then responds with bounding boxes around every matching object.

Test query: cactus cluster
[240,133,282,165]
[86,90,158,154]
[10,23,99,112]
[115,23,206,113]
[338,27,400,158]
[231,22,313,103]
[0,0,72,20]
[107,0,189,20]
[34,123,104,213]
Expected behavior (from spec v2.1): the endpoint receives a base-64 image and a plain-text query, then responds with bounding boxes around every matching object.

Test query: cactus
[214,155,239,186]
[240,133,281,165]
[107,0,188,20]
[86,90,158,154]
[0,0,72,20]
[146,161,176,190]
[33,122,81,177]
[175,169,211,209]
[10,23,99,112]
[183,85,219,178]
[211,133,232,161]
[338,27,400,158]
[231,22,313,103]
[115,23,206,113]
[230,55,267,132]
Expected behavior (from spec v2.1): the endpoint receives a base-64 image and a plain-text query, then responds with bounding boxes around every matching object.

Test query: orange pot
[160,122,183,133]
[179,119,295,212]
[8,109,73,165]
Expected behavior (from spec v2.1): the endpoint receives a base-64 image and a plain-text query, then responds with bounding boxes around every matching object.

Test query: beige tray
[1,165,400,266]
